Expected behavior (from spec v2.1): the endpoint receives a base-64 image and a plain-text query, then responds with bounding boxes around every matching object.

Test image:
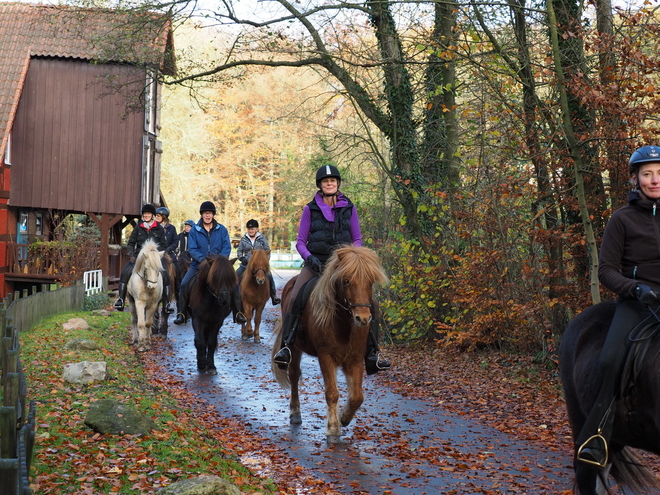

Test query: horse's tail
[610,447,660,493]
[270,318,291,390]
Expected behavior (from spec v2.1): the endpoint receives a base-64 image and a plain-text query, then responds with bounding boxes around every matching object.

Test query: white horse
[127,239,163,352]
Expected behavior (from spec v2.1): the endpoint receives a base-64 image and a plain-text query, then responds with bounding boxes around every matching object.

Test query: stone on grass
[63,318,90,330]
[84,399,157,436]
[157,475,241,495]
[63,361,107,384]
[63,338,100,351]
[91,309,111,316]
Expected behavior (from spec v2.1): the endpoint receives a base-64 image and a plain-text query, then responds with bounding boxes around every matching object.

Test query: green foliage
[83,292,112,311]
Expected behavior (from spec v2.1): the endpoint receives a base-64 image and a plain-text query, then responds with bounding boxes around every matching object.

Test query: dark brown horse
[271,245,388,443]
[238,249,271,343]
[189,254,237,374]
[560,301,660,494]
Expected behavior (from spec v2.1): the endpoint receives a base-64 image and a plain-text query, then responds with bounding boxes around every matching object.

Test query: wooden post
[0,406,16,457]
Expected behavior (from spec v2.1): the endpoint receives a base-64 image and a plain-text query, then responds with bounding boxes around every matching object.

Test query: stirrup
[173,313,186,325]
[271,296,281,305]
[274,346,291,368]
[165,302,176,314]
[577,433,609,467]
[235,312,247,324]
[113,298,124,310]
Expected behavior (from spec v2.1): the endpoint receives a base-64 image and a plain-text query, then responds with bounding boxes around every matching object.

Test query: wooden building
[0,3,175,297]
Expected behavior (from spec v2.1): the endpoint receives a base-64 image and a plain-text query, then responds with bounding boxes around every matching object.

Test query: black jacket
[599,189,660,298]
[127,221,167,258]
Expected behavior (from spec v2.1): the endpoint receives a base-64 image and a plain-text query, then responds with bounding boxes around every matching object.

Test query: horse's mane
[190,254,237,305]
[134,239,161,274]
[309,246,388,330]
[240,249,270,289]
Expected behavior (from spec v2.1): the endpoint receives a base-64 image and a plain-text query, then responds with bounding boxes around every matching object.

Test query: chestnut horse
[239,249,271,343]
[560,301,660,494]
[271,245,388,443]
[127,239,163,352]
[189,254,237,374]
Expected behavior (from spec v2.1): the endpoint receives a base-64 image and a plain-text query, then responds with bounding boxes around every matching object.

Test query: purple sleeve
[351,207,362,246]
[296,206,312,260]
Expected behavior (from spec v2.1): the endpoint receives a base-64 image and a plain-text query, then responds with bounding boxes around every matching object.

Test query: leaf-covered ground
[22,310,660,493]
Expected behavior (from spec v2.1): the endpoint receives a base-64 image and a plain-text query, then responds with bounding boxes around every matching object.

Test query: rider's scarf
[141,220,158,231]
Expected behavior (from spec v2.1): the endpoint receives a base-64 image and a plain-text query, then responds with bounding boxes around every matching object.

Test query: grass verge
[20,309,277,494]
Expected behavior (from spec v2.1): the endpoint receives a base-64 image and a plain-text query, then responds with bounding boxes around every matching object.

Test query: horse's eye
[343,279,350,287]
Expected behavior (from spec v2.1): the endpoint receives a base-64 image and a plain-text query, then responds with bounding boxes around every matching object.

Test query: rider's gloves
[129,256,136,264]
[239,256,248,266]
[635,284,659,306]
[306,255,323,273]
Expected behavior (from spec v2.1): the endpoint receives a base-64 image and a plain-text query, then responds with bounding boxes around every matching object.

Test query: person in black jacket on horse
[577,145,660,467]
[272,165,391,375]
[113,204,168,312]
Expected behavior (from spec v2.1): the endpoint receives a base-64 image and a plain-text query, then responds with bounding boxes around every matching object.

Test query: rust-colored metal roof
[0,2,175,158]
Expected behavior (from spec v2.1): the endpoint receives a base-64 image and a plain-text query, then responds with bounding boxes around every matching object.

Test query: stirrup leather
[577,432,609,468]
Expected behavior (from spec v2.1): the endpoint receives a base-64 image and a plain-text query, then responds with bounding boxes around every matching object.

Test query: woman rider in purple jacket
[273,165,391,375]
[577,145,660,466]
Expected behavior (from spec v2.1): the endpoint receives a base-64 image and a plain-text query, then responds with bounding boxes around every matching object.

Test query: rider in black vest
[577,145,660,467]
[273,165,391,375]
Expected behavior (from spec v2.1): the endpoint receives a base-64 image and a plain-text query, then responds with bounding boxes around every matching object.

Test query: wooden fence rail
[0,283,85,495]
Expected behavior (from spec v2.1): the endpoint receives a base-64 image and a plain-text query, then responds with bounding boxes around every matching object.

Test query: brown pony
[271,245,388,443]
[239,249,271,343]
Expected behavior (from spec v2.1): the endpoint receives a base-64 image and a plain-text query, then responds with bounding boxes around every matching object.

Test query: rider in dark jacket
[173,201,246,325]
[113,204,167,312]
[272,165,391,375]
[236,219,280,306]
[577,145,660,467]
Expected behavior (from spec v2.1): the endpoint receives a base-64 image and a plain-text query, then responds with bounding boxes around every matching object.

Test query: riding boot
[232,285,247,324]
[269,273,280,305]
[173,290,188,325]
[113,282,126,311]
[365,319,391,375]
[273,313,299,369]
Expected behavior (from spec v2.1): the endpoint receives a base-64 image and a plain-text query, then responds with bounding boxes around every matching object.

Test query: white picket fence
[83,270,103,296]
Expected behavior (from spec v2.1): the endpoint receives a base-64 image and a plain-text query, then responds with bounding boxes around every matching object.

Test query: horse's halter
[206,284,230,304]
[137,266,159,286]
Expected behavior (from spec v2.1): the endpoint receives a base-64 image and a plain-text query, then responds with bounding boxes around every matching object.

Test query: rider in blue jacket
[174,201,246,325]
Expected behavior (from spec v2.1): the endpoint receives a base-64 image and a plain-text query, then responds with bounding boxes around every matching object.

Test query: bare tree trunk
[547,0,601,304]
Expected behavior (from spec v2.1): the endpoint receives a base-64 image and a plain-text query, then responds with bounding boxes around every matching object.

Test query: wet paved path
[157,270,575,494]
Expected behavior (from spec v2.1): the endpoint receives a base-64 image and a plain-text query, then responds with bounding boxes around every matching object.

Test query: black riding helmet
[141,204,156,215]
[199,201,217,214]
[315,165,341,189]
[246,219,259,229]
[629,145,660,174]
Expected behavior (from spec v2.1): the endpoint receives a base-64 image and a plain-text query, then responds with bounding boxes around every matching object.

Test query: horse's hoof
[208,368,218,375]
[158,334,167,340]
[326,435,341,444]
[137,346,148,352]
[290,413,302,425]
[241,334,249,341]
[254,336,260,344]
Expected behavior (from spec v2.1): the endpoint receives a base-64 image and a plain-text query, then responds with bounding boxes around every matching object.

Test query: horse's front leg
[139,299,156,352]
[241,302,254,341]
[205,327,220,375]
[289,352,302,425]
[130,301,139,345]
[193,324,207,373]
[253,307,263,344]
[340,363,364,427]
[319,354,341,443]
